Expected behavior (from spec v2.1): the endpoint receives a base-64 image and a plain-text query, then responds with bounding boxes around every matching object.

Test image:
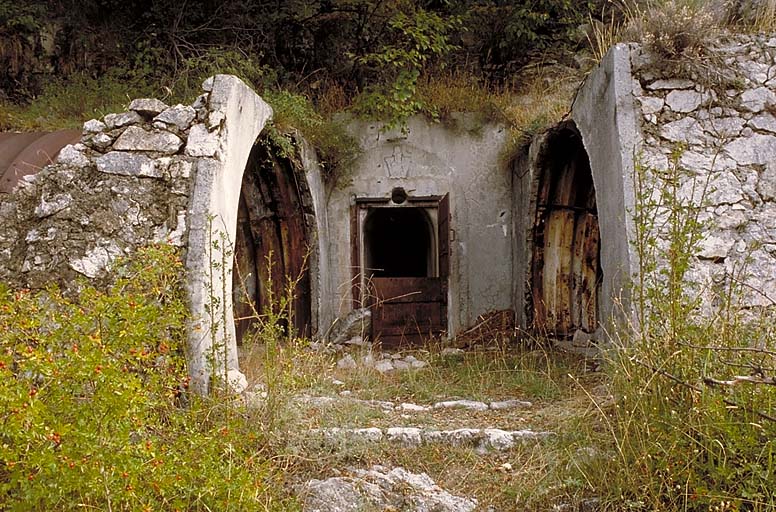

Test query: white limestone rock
[696,235,735,260]
[392,360,410,371]
[374,360,394,373]
[480,428,516,452]
[386,427,422,447]
[336,354,357,370]
[83,119,106,134]
[757,162,776,200]
[647,78,694,90]
[749,113,776,133]
[704,116,745,138]
[665,89,705,112]
[638,96,664,115]
[433,399,489,411]
[56,145,90,168]
[87,132,113,151]
[302,466,477,512]
[489,399,533,410]
[154,104,197,131]
[104,111,142,129]
[660,117,705,144]
[226,369,248,394]
[113,126,183,154]
[740,86,776,112]
[724,133,776,165]
[679,150,737,174]
[96,152,160,178]
[397,403,430,412]
[34,193,72,218]
[185,123,220,157]
[129,98,169,116]
[69,242,122,278]
[423,428,481,448]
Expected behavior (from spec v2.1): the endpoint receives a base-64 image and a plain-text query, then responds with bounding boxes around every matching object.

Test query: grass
[236,333,609,510]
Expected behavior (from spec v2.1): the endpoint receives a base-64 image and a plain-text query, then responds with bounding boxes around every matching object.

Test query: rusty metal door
[369,194,450,348]
[232,139,313,344]
[530,127,601,338]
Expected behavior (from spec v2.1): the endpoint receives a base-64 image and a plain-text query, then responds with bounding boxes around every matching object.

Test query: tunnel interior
[364,207,434,278]
[530,122,602,338]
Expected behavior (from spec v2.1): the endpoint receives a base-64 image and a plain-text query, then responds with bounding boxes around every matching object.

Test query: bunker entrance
[530,123,602,338]
[232,139,312,345]
[353,195,450,347]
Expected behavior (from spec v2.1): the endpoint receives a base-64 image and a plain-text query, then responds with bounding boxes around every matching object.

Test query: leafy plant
[0,245,296,511]
[351,8,462,130]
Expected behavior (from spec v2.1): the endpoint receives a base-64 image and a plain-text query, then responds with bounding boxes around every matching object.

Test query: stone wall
[632,34,776,316]
[0,75,276,393]
[0,99,196,288]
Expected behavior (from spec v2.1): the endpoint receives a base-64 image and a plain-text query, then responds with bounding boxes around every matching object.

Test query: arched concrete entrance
[232,137,314,345]
[530,122,602,338]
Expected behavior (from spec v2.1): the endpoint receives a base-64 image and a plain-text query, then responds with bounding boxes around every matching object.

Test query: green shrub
[262,89,359,186]
[0,245,296,511]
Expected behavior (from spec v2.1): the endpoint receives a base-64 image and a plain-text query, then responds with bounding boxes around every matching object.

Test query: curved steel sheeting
[0,130,81,193]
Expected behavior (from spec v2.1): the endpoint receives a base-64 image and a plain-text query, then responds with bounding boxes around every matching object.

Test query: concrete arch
[184,75,273,394]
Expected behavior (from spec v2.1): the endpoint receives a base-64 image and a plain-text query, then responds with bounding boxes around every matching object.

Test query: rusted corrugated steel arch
[232,136,314,344]
[530,121,602,338]
[0,130,80,193]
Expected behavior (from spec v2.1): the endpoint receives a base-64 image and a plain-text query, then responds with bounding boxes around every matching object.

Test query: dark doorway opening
[232,137,313,345]
[530,122,602,338]
[353,196,450,348]
[364,207,433,278]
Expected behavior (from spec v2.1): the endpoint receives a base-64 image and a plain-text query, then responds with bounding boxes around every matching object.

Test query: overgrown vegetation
[0,246,297,511]
[587,153,776,510]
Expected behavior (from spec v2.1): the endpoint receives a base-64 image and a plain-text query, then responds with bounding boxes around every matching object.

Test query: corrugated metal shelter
[0,130,80,193]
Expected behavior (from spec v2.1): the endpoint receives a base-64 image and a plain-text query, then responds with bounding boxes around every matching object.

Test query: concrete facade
[329,116,513,336]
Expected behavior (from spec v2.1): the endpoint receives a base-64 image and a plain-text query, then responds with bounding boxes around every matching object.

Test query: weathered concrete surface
[570,43,640,333]
[299,135,335,335]
[184,74,272,393]
[331,115,512,336]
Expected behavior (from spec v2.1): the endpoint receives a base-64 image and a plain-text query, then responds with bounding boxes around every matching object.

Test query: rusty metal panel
[530,127,601,338]
[233,143,313,340]
[372,277,443,303]
[579,214,600,332]
[371,276,446,348]
[1,130,80,193]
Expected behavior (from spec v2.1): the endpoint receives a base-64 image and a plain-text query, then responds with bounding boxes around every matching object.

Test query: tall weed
[595,154,776,510]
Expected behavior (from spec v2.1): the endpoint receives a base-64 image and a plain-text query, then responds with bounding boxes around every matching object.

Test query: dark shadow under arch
[530,122,602,337]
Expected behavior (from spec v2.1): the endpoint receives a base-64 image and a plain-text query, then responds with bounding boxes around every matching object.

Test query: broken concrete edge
[571,42,641,341]
[184,74,273,394]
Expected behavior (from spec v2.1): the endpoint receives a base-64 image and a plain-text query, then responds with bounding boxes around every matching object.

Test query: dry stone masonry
[631,34,776,315]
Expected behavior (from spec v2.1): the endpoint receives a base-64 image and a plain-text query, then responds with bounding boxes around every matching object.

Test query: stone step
[306,426,554,454]
[290,395,533,413]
